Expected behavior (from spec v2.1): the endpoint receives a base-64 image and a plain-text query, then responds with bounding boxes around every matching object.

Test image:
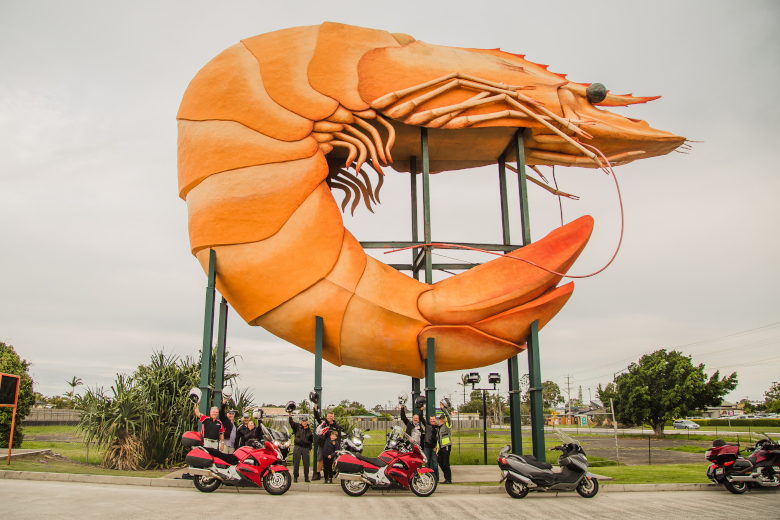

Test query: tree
[764,382,780,413]
[456,374,470,405]
[522,381,563,409]
[0,342,35,448]
[65,376,82,399]
[598,350,737,436]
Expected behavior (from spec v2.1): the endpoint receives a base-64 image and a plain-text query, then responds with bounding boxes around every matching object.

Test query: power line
[552,321,780,380]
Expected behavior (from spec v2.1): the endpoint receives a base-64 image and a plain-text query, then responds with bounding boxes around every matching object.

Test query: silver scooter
[497,429,599,498]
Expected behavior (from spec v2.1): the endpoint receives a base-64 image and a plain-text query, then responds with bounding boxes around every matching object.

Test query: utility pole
[565,375,572,424]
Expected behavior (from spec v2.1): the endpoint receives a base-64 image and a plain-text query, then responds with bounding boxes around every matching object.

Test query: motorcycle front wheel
[341,478,370,497]
[263,470,292,495]
[724,479,747,495]
[193,475,221,493]
[505,479,529,499]
[576,477,599,498]
[410,473,437,497]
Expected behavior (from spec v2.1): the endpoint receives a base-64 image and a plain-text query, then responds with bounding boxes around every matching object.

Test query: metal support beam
[527,320,546,460]
[198,249,217,415]
[425,338,436,419]
[507,356,523,455]
[410,156,419,281]
[498,153,511,248]
[412,378,421,415]
[212,297,228,408]
[360,241,521,251]
[421,128,433,285]
[312,315,323,465]
[515,129,531,246]
[388,263,478,272]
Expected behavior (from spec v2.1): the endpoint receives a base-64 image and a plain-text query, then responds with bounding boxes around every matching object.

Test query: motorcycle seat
[354,453,387,468]
[521,454,553,470]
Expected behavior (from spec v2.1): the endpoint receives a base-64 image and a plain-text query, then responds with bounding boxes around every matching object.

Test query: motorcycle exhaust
[338,473,363,481]
[729,475,780,486]
[187,467,218,479]
[508,471,537,488]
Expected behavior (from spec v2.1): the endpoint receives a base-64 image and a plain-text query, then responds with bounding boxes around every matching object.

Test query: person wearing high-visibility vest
[437,399,453,484]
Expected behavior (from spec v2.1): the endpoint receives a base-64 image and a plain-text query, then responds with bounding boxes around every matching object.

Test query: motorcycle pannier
[186,449,214,468]
[182,431,204,447]
[336,459,363,475]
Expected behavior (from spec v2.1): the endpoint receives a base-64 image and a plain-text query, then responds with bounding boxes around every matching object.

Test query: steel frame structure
[196,127,546,459]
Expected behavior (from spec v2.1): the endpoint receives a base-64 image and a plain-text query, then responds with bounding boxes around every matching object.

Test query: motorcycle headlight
[273,441,280,446]
[284,441,290,448]
[353,439,362,446]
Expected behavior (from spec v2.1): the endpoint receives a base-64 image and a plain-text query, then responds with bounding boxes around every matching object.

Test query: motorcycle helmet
[414,395,427,410]
[188,388,201,404]
[440,397,452,412]
[316,423,330,437]
[285,400,296,414]
[398,392,409,407]
[309,391,319,404]
[252,407,264,420]
[221,386,233,400]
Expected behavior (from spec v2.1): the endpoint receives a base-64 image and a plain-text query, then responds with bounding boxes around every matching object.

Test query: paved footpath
[1,480,778,520]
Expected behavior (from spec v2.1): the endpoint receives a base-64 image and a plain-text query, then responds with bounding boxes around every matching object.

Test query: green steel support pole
[312,315,323,464]
[410,156,420,402]
[412,379,421,415]
[508,357,523,454]
[410,156,419,281]
[498,153,511,248]
[515,129,531,245]
[212,297,229,408]
[527,320,546,460]
[421,128,432,284]
[420,128,436,419]
[198,249,217,415]
[425,338,436,419]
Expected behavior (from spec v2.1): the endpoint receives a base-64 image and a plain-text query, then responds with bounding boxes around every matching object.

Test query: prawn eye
[586,83,608,104]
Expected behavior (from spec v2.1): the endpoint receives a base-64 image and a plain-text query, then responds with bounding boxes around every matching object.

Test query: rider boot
[312,472,321,481]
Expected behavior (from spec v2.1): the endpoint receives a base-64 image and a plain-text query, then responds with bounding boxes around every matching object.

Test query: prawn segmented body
[177,22,685,377]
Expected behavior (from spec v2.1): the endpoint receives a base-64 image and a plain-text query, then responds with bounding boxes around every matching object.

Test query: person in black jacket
[421,414,439,482]
[236,419,263,448]
[320,430,339,484]
[400,406,424,445]
[312,402,341,481]
[288,413,313,483]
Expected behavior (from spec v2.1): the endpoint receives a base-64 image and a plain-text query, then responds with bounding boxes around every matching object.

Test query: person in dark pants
[288,413,313,483]
[321,430,339,484]
[437,406,453,484]
[312,402,341,481]
[421,414,439,482]
[219,398,238,454]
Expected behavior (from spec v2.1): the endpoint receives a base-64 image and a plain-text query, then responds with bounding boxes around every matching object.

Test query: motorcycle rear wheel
[410,472,437,497]
[341,479,370,497]
[576,477,599,498]
[193,475,221,493]
[505,480,529,499]
[263,470,292,495]
[724,480,747,495]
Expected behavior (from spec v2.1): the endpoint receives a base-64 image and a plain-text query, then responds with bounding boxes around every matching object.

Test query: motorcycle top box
[182,431,204,448]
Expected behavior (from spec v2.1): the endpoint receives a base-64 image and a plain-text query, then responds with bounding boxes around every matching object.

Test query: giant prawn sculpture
[177,22,685,378]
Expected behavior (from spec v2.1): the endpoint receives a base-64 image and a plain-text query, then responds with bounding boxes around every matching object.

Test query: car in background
[673,420,701,429]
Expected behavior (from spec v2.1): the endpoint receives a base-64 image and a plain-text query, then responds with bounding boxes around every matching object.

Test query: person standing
[288,412,313,483]
[193,400,224,450]
[400,405,425,445]
[236,412,250,447]
[219,398,238,454]
[437,405,453,484]
[421,414,439,482]
[321,430,339,484]
[312,402,341,481]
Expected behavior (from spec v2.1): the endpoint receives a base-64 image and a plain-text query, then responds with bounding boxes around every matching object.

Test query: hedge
[690,418,780,428]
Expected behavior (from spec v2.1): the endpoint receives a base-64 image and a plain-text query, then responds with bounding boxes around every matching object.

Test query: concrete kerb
[2,470,778,494]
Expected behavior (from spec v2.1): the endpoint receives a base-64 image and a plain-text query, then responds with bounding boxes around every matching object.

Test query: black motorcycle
[498,429,598,498]
[341,427,371,455]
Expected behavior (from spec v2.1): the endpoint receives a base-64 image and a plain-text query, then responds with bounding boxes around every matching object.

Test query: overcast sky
[1,0,778,410]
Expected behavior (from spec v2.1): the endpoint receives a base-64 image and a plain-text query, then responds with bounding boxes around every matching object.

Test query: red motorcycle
[334,426,437,497]
[182,425,292,495]
[706,433,780,494]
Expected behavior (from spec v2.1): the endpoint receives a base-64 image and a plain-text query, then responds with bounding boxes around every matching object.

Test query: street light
[463,371,501,465]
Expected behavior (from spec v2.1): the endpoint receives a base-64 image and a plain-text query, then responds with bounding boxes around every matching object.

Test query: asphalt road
[2,480,778,520]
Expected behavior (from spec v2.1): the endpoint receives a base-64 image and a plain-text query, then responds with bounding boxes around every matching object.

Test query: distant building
[702,401,738,419]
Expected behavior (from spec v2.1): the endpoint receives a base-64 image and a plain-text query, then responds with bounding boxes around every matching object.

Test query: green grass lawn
[595,464,711,484]
[661,445,708,454]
